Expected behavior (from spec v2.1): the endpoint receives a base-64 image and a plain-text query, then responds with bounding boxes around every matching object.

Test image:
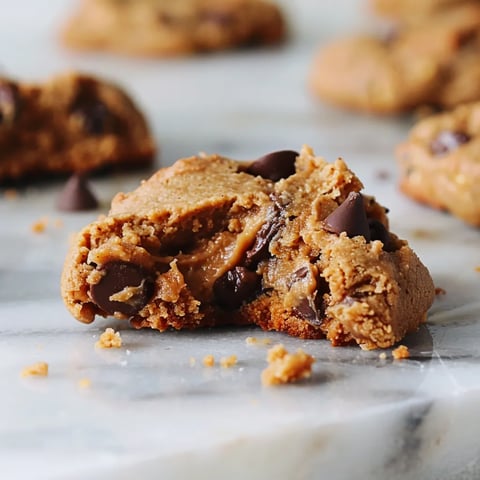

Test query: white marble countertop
[1,1,480,479]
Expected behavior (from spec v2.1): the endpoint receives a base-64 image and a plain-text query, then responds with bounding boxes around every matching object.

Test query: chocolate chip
[430,131,470,156]
[213,266,260,310]
[293,276,329,327]
[244,204,284,268]
[294,297,322,326]
[247,150,298,182]
[323,192,371,241]
[157,12,175,25]
[56,174,99,212]
[289,266,309,284]
[73,100,114,136]
[200,10,235,25]
[90,261,154,316]
[0,82,17,126]
[382,27,398,45]
[369,219,395,252]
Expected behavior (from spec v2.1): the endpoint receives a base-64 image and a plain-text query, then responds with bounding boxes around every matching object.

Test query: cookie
[61,146,435,350]
[396,102,480,226]
[309,4,480,113]
[61,0,286,57]
[0,72,155,183]
[370,0,475,22]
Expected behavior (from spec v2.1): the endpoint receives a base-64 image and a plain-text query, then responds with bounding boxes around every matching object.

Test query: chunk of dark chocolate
[430,131,470,156]
[244,204,284,267]
[213,266,260,310]
[90,261,154,316]
[293,275,329,327]
[323,192,371,241]
[247,150,298,182]
[294,297,322,326]
[73,101,115,136]
[0,82,17,126]
[56,174,99,212]
[288,266,309,287]
[200,10,235,25]
[369,219,395,252]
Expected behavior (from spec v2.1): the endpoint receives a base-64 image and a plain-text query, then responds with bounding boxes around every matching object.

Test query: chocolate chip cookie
[61,0,286,57]
[370,0,476,22]
[61,146,435,350]
[0,72,155,183]
[397,102,480,226]
[309,4,480,113]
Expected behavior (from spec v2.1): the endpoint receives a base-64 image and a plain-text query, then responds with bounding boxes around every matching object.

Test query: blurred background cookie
[396,101,480,225]
[61,0,287,57]
[0,72,155,183]
[309,3,480,114]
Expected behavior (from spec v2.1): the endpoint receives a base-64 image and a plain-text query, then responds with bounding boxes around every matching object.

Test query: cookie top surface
[0,72,155,182]
[109,154,272,218]
[62,0,286,56]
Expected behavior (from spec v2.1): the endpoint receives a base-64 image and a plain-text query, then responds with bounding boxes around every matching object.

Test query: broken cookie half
[61,146,435,350]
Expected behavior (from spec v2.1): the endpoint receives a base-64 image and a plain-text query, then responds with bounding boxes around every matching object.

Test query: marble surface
[1,1,480,479]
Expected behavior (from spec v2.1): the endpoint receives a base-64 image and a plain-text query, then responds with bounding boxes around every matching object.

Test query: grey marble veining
[1,1,480,479]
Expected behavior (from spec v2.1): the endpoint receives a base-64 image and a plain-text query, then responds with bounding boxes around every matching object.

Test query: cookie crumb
[189,356,196,367]
[435,287,446,296]
[261,344,315,386]
[378,352,388,360]
[246,336,272,346]
[95,327,122,349]
[412,229,434,239]
[203,354,215,367]
[392,345,410,360]
[220,355,238,368]
[475,266,480,273]
[31,217,48,234]
[21,361,49,377]
[78,378,91,388]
